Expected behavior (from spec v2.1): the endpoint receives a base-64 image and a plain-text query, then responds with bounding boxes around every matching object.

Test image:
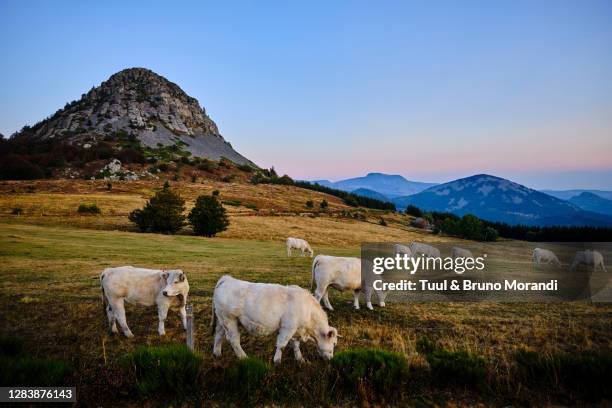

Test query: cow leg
[157,301,169,336]
[377,290,386,307]
[213,320,225,357]
[179,305,187,330]
[313,284,325,303]
[273,327,296,364]
[291,339,304,362]
[322,289,334,311]
[105,303,118,334]
[113,298,133,338]
[365,288,374,310]
[353,289,360,309]
[224,318,247,359]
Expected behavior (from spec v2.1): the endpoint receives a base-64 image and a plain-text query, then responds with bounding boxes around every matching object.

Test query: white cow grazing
[452,247,474,259]
[100,266,189,338]
[570,250,607,272]
[394,244,413,257]
[311,255,385,311]
[211,275,338,364]
[532,248,561,266]
[409,242,441,258]
[286,237,314,257]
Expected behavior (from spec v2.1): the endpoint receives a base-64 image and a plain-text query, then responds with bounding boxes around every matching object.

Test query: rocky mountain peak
[14,67,253,165]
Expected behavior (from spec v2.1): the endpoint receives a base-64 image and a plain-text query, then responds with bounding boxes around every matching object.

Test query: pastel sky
[1,1,611,189]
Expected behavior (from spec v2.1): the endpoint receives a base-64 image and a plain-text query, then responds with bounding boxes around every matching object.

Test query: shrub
[320,200,328,209]
[197,159,218,172]
[117,147,145,164]
[129,183,186,234]
[305,200,314,208]
[0,356,71,386]
[244,203,258,210]
[0,154,44,180]
[515,348,612,398]
[406,205,423,217]
[227,357,269,397]
[124,344,202,396]
[191,174,197,183]
[189,194,229,237]
[222,199,241,206]
[11,207,23,215]
[106,182,112,191]
[237,163,254,173]
[0,336,71,386]
[77,203,101,214]
[212,190,220,196]
[424,347,486,388]
[331,348,409,397]
[379,218,387,226]
[222,175,235,183]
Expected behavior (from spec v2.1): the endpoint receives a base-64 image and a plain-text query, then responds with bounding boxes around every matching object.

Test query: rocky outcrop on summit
[15,68,254,165]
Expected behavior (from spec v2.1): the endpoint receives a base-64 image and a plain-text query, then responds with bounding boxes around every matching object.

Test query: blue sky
[1,0,611,189]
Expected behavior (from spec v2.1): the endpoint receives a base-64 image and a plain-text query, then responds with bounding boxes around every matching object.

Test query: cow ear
[161,272,169,282]
[179,273,185,282]
[327,328,336,338]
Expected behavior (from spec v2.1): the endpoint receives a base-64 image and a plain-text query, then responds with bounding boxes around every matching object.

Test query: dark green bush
[222,175,235,183]
[237,163,254,173]
[106,182,112,191]
[379,217,387,226]
[331,348,409,397]
[189,194,229,237]
[212,190,220,196]
[0,356,71,386]
[406,204,423,217]
[515,348,612,399]
[77,203,101,214]
[227,357,269,397]
[129,183,185,234]
[197,159,218,172]
[320,200,328,209]
[124,344,202,396]
[425,348,486,388]
[0,154,44,180]
[11,207,23,215]
[305,200,314,208]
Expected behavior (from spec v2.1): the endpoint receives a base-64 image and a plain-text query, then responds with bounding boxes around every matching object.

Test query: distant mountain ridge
[568,192,612,216]
[395,174,612,227]
[312,173,436,198]
[542,189,612,201]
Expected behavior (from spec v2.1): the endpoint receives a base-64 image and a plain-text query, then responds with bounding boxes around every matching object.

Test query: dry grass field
[1,180,611,407]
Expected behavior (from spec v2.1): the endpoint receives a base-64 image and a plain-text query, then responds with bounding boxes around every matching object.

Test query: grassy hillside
[0,180,611,406]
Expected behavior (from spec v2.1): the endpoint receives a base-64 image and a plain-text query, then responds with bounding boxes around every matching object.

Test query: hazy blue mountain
[394,174,612,227]
[568,192,612,215]
[312,173,436,198]
[351,188,389,202]
[542,189,612,201]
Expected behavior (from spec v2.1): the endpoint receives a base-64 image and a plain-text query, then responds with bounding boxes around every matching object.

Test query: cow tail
[311,256,320,291]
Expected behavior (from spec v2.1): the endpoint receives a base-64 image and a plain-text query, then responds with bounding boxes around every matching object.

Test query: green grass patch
[331,348,409,399]
[124,344,202,396]
[418,337,486,389]
[227,357,269,399]
[222,199,241,207]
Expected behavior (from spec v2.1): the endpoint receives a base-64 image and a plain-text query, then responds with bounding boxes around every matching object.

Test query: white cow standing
[452,247,474,259]
[286,237,314,257]
[100,266,189,338]
[311,255,385,311]
[532,248,561,266]
[570,250,607,272]
[409,242,441,258]
[211,275,338,364]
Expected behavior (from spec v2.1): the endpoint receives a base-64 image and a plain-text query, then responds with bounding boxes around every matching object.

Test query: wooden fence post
[185,304,194,351]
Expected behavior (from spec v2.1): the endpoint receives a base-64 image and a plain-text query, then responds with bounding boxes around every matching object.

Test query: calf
[211,275,338,364]
[100,266,189,337]
[452,247,474,259]
[286,237,314,257]
[409,242,441,258]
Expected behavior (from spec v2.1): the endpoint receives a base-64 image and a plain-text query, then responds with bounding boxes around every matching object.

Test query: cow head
[161,270,189,298]
[315,326,338,360]
[305,246,314,257]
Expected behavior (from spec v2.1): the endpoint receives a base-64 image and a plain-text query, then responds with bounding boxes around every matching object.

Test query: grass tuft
[124,344,202,396]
